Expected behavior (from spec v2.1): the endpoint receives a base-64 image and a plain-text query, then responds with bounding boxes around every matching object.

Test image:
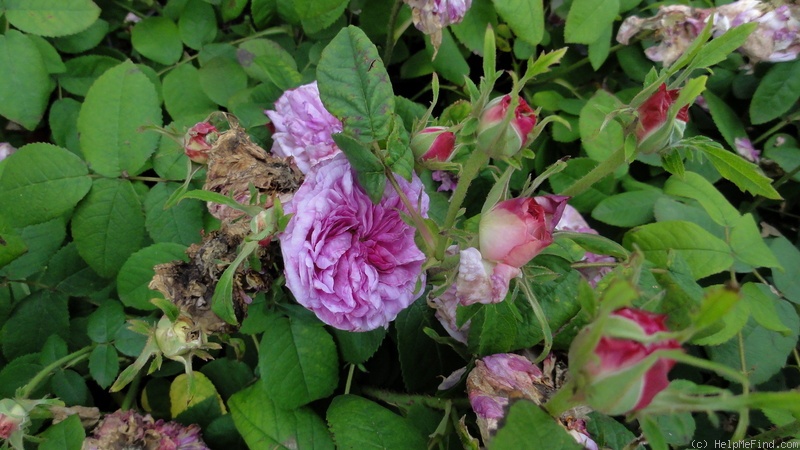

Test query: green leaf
[742,283,791,334]
[254,58,302,91]
[89,344,119,389]
[237,39,297,81]
[0,218,65,280]
[331,327,387,365]
[591,190,662,227]
[40,414,85,450]
[1,291,69,360]
[117,243,188,310]
[198,56,248,107]
[770,237,800,304]
[385,115,414,181]
[4,0,101,37]
[295,0,348,34]
[554,232,629,259]
[49,98,82,154]
[221,0,249,22]
[52,18,109,54]
[41,243,106,296]
[78,60,162,177]
[451,0,498,55]
[327,395,427,450]
[230,381,334,450]
[0,30,54,130]
[585,412,638,450]
[689,23,757,71]
[623,221,733,280]
[132,17,183,65]
[579,90,625,162]
[396,298,450,392]
[144,183,204,245]
[332,133,386,203]
[258,312,339,409]
[179,0,218,50]
[28,34,66,74]
[162,65,217,119]
[691,286,746,346]
[58,55,119,97]
[549,158,617,212]
[428,28,470,85]
[663,172,740,227]
[51,369,90,406]
[200,359,254,400]
[750,59,800,124]
[693,138,781,200]
[564,0,619,45]
[493,0,544,46]
[72,178,146,278]
[703,90,747,150]
[729,214,781,269]
[317,26,395,143]
[170,372,224,417]
[0,143,91,227]
[0,221,26,269]
[708,300,800,385]
[87,300,126,344]
[588,24,612,70]
[490,401,582,449]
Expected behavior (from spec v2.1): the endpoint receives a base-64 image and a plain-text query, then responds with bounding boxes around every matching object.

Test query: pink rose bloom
[479,195,567,268]
[555,205,615,287]
[183,122,218,164]
[265,81,343,174]
[569,308,682,415]
[411,126,456,162]
[280,154,429,331]
[476,95,538,158]
[0,142,16,162]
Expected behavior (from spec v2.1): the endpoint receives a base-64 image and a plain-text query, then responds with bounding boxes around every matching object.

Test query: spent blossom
[617,5,712,66]
[569,308,682,415]
[716,0,800,62]
[280,154,429,331]
[404,0,472,53]
[0,142,16,162]
[183,122,218,164]
[735,137,761,163]
[265,81,343,174]
[82,409,209,450]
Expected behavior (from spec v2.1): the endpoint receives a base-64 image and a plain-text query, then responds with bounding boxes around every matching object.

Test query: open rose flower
[280,154,429,331]
[265,81,343,174]
[479,195,567,268]
[476,95,538,159]
[569,308,682,415]
[636,83,690,153]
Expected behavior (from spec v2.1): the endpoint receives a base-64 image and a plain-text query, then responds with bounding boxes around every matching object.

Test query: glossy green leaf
[688,22,756,71]
[770,237,800,304]
[493,0,544,46]
[664,172,740,227]
[0,143,91,227]
[51,370,90,407]
[332,328,387,365]
[742,283,791,334]
[87,300,126,344]
[451,0,497,55]
[623,221,733,279]
[49,98,82,154]
[89,344,119,389]
[39,414,85,450]
[198,56,248,107]
[4,0,101,37]
[144,183,204,245]
[179,0,218,50]
[592,190,662,227]
[77,60,162,177]
[230,381,334,449]
[318,26,395,143]
[396,298,452,391]
[579,90,625,162]
[729,214,781,269]
[703,90,747,150]
[163,65,218,120]
[295,0,348,34]
[750,59,800,124]
[1,291,69,361]
[0,220,26,269]
[52,18,108,54]
[170,372,223,417]
[550,158,617,212]
[693,138,781,200]
[258,312,339,409]
[0,30,53,130]
[564,0,619,45]
[132,17,183,65]
[332,132,386,203]
[491,401,582,449]
[41,243,106,297]
[117,243,188,310]
[221,0,249,21]
[72,179,146,278]
[58,55,119,97]
[0,218,65,280]
[327,395,427,450]
[27,34,65,74]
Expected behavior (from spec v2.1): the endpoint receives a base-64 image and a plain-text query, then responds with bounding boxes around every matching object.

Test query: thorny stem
[20,346,94,399]
[383,0,404,65]
[559,146,626,197]
[437,150,490,259]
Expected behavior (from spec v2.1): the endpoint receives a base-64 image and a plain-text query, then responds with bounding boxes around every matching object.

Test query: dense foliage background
[1,0,799,449]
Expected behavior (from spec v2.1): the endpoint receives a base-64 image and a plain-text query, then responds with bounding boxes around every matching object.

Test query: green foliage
[327,395,427,450]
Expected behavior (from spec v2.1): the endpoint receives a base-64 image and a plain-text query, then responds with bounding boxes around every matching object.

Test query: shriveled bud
[183,122,218,164]
[411,126,456,162]
[476,95,537,159]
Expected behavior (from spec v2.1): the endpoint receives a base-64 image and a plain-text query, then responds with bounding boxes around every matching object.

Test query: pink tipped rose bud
[479,195,568,268]
[183,122,218,164]
[569,308,682,415]
[411,126,456,162]
[636,84,689,154]
[0,400,26,440]
[476,95,537,158]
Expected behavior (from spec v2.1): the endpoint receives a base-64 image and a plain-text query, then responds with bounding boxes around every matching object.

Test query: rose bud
[154,316,206,364]
[476,95,537,158]
[411,126,456,162]
[0,400,26,441]
[635,83,689,154]
[183,122,218,164]
[479,195,568,268]
[404,0,472,54]
[569,308,682,415]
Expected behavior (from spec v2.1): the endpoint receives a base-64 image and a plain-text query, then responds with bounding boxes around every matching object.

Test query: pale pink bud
[479,196,567,268]
[0,142,16,162]
[476,95,537,158]
[183,122,218,164]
